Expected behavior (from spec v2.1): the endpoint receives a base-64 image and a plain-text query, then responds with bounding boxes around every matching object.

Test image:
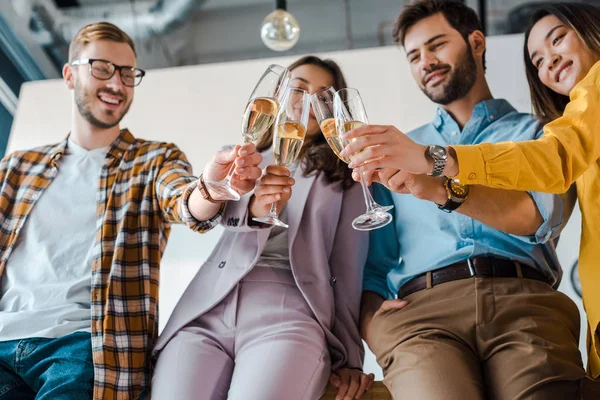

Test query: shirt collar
[50,129,135,166]
[432,99,516,130]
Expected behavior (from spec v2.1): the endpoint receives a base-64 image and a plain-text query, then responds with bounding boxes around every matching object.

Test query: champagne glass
[252,87,311,228]
[330,88,393,231]
[204,64,291,201]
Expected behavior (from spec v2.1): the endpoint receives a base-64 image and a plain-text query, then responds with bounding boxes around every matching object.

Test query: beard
[421,45,478,105]
[74,79,131,129]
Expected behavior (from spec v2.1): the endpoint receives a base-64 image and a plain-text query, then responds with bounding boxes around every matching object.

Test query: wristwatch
[437,178,469,212]
[198,174,219,204]
[427,145,447,177]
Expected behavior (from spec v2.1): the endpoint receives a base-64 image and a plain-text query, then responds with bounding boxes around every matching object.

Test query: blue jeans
[0,331,93,399]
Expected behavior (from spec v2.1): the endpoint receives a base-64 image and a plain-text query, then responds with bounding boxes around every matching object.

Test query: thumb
[403,173,417,189]
[381,299,409,312]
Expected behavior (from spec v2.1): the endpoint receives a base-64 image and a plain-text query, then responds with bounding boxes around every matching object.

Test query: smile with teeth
[98,93,123,106]
[557,62,572,83]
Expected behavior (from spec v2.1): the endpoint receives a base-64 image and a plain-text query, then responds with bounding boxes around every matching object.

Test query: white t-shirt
[0,139,108,341]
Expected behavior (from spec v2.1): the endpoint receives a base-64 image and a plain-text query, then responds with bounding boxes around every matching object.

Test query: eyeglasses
[71,58,146,87]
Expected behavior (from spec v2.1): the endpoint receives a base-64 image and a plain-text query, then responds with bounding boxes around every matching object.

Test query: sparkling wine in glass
[204,64,291,201]
[330,88,393,231]
[252,87,311,228]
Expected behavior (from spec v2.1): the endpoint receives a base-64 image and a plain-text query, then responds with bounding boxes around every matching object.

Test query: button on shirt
[363,100,569,299]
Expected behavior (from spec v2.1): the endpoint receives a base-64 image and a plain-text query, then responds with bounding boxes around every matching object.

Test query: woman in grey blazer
[153,56,372,400]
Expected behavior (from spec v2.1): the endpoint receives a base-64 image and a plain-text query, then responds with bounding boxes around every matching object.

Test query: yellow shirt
[452,59,600,377]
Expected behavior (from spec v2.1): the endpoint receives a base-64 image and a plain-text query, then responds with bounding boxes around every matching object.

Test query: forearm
[458,186,543,236]
[359,291,385,341]
[420,175,543,236]
[188,187,225,221]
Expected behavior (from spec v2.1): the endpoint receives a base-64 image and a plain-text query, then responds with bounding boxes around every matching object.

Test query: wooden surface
[319,378,600,400]
[320,382,392,400]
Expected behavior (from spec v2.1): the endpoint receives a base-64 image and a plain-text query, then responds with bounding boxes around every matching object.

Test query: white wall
[9,34,585,379]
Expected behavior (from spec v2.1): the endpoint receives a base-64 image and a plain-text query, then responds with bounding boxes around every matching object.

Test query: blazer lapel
[287,168,317,249]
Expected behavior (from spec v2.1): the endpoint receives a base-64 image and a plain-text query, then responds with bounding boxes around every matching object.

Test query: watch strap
[198,174,219,204]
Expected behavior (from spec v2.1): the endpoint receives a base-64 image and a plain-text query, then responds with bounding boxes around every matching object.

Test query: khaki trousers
[368,277,585,400]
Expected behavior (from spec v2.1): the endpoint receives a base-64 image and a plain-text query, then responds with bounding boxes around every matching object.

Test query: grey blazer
[155,151,369,370]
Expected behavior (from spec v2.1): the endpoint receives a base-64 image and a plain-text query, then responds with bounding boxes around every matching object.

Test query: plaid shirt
[0,130,223,399]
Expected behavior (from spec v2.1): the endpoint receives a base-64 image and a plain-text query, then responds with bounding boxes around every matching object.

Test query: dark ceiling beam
[54,0,80,8]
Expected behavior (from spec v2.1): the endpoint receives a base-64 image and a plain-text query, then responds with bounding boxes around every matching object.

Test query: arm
[343,60,600,194]
[448,62,600,192]
[359,184,399,344]
[156,143,262,232]
[372,169,568,241]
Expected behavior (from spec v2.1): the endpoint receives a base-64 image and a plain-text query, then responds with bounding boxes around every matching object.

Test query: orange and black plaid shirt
[0,129,223,399]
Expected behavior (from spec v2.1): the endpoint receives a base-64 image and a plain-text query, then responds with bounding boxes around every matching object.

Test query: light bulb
[260,9,300,52]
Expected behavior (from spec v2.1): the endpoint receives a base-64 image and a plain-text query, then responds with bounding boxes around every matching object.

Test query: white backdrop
[9,34,584,378]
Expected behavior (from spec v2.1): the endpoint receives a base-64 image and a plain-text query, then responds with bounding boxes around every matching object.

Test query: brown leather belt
[398,256,549,299]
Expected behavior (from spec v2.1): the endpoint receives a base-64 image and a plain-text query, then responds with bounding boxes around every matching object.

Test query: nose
[548,54,561,71]
[420,50,438,72]
[105,70,125,91]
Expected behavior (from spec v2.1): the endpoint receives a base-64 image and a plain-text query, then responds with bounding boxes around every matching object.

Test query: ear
[63,63,75,90]
[468,30,486,59]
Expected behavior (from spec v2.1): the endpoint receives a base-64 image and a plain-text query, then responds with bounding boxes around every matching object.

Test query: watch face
[449,180,469,197]
[429,145,447,159]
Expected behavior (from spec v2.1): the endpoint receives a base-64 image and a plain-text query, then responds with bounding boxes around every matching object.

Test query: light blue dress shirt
[363,99,568,300]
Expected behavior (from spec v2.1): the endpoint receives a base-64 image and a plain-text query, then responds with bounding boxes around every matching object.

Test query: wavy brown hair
[256,56,354,189]
[524,3,600,124]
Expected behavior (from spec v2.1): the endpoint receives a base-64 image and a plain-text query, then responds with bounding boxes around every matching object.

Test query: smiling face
[527,15,598,96]
[64,40,136,130]
[289,63,335,137]
[404,13,479,106]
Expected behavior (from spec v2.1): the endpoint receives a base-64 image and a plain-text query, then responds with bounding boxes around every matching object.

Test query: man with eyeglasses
[0,22,263,400]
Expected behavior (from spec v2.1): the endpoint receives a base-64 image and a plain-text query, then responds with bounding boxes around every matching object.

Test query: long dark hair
[524,3,600,124]
[255,55,354,189]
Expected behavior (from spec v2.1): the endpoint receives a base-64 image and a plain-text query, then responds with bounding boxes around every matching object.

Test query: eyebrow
[406,34,447,58]
[530,24,566,61]
[291,77,310,84]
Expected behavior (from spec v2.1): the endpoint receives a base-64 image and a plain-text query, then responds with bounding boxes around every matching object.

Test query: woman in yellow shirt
[343,2,600,378]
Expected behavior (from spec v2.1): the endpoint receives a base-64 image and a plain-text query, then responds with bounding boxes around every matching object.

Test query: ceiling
[0,0,587,78]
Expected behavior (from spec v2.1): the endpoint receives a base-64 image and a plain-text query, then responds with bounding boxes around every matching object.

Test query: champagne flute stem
[223,163,236,183]
[359,170,378,212]
[267,202,278,218]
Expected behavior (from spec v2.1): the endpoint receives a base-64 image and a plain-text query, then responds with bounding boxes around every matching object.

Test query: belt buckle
[466,258,476,277]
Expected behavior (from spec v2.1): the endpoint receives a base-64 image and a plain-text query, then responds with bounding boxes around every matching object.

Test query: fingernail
[276,194,281,200]
[238,167,245,173]
[283,187,290,193]
[288,179,294,184]
[348,162,355,168]
[339,149,347,157]
[239,149,248,156]
[238,159,245,165]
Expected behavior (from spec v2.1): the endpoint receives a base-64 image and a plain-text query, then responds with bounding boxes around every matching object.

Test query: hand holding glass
[311,87,393,231]
[204,64,291,201]
[252,88,311,228]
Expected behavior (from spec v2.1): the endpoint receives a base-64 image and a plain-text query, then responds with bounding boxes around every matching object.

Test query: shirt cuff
[452,144,488,184]
[181,180,225,233]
